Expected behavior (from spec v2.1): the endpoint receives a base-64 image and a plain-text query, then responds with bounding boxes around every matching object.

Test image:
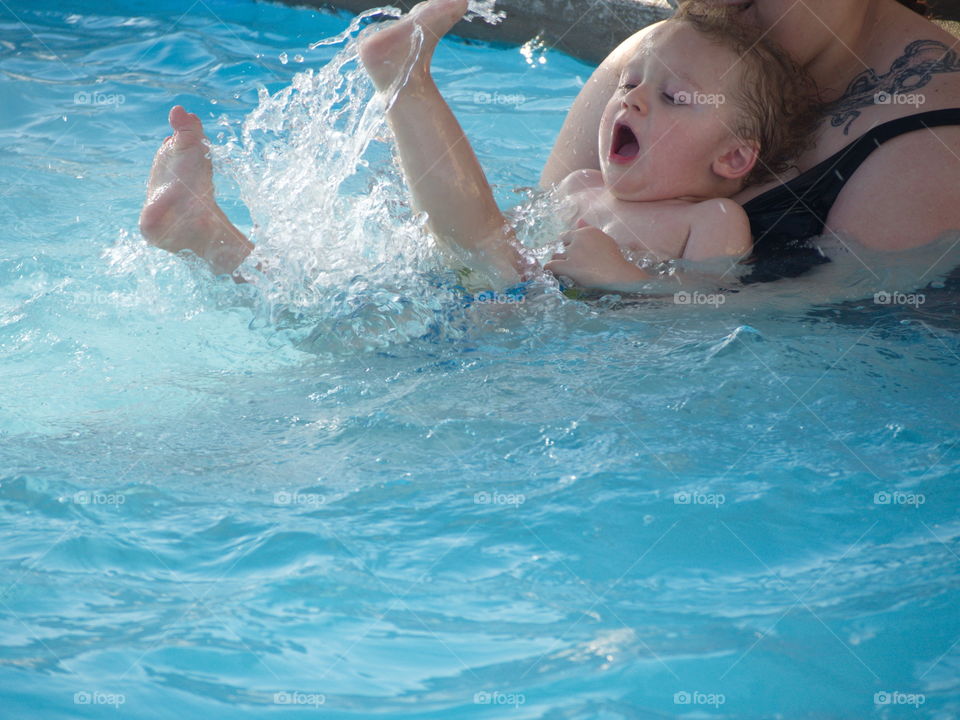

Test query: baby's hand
[544,225,649,292]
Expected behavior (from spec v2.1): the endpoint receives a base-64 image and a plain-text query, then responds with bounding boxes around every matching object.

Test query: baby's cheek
[598,100,619,140]
[658,135,710,180]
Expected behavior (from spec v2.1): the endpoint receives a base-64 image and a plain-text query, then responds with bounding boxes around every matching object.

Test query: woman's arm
[826,126,960,251]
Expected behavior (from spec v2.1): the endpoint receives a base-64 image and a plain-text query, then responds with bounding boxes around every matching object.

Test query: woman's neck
[803,0,885,104]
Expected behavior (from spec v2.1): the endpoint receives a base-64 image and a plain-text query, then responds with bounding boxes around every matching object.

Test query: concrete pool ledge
[286,0,675,64]
[278,0,960,65]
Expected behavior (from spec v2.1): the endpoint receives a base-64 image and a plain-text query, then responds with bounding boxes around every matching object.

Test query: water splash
[308,6,403,50]
[201,4,579,354]
[210,11,478,351]
[307,1,504,53]
[465,0,506,25]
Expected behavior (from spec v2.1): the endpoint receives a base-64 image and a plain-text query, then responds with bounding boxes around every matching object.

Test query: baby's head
[600,1,818,202]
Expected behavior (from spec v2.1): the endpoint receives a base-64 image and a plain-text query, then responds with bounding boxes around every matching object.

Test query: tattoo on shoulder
[827,40,960,134]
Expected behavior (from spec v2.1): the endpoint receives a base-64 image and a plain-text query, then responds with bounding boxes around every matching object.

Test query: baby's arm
[545,199,752,294]
[544,225,650,292]
[358,0,531,288]
[682,198,752,261]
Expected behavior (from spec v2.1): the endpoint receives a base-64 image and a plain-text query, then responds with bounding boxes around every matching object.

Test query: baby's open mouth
[610,123,640,163]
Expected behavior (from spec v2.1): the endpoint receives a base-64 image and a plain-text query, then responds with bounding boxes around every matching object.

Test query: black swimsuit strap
[741,108,960,283]
[743,107,960,238]
[804,108,960,186]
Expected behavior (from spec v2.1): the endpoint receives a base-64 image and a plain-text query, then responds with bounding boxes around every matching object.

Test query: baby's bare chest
[569,190,691,260]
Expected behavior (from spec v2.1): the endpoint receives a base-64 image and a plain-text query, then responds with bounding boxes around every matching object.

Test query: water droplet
[294,54,304,63]
[279,52,288,64]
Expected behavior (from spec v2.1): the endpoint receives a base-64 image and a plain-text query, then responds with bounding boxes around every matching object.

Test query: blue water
[2,1,959,718]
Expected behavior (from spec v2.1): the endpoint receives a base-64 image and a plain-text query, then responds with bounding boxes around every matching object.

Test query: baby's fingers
[560,224,604,249]
[544,257,568,275]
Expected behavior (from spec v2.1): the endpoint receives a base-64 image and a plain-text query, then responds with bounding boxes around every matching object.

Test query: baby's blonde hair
[673,1,821,186]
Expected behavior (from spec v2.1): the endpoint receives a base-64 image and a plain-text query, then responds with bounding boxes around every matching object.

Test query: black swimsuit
[741,108,960,283]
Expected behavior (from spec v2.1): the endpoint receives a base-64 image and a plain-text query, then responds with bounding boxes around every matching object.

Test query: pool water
[1,1,959,718]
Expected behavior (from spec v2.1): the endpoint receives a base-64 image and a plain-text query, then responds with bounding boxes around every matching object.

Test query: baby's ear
[713,139,759,181]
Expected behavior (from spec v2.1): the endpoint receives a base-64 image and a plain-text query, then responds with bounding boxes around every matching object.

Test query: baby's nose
[621,86,648,114]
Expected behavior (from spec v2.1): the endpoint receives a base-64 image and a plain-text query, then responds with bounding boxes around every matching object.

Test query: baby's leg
[359,0,530,286]
[140,106,253,275]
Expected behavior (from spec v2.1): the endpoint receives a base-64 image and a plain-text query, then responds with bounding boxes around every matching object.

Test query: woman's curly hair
[672,2,822,186]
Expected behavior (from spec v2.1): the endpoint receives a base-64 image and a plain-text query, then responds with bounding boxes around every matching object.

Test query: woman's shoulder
[736,12,960,250]
[814,13,960,250]
[813,14,960,157]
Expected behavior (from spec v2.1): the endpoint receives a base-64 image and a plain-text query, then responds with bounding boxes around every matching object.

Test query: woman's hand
[544,225,649,292]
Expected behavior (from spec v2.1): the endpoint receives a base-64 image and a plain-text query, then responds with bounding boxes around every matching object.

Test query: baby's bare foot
[359,0,468,91]
[140,106,217,252]
[139,106,251,273]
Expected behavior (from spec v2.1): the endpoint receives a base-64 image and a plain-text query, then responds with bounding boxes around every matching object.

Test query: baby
[356,0,817,292]
[138,0,815,293]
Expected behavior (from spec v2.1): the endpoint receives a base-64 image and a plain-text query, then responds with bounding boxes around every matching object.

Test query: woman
[542,0,960,281]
